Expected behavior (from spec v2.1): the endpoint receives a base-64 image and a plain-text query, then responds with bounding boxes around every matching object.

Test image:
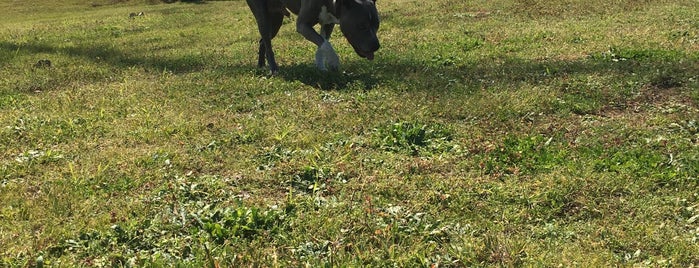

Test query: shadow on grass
[1,39,386,91]
[2,40,697,94]
[273,63,381,91]
[0,41,213,74]
[381,48,697,95]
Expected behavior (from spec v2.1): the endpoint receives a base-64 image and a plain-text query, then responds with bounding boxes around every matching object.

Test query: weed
[478,234,527,266]
[592,47,685,62]
[201,204,284,243]
[374,121,456,156]
[46,174,288,266]
[478,134,567,177]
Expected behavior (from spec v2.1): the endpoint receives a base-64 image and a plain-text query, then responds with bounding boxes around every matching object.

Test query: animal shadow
[273,63,379,91]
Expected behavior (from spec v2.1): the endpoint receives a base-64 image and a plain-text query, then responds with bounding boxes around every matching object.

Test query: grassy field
[1,0,698,266]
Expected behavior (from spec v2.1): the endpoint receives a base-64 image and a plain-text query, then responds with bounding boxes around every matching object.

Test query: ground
[1,0,698,266]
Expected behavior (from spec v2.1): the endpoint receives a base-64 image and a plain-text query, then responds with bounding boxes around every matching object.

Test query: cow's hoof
[327,62,339,72]
[315,49,328,71]
[268,63,279,75]
[326,53,340,71]
[315,53,327,71]
[316,41,340,72]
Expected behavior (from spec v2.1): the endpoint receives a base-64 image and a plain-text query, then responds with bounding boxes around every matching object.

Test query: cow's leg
[247,0,283,74]
[317,23,339,71]
[257,9,284,70]
[320,23,334,40]
[290,0,341,71]
[257,40,265,68]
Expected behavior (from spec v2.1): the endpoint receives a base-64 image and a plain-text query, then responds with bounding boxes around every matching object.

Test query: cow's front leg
[320,23,334,39]
[315,41,340,71]
[295,19,324,46]
[296,20,339,71]
[317,24,339,71]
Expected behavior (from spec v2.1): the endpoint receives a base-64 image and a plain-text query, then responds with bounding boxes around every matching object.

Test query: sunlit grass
[1,0,698,266]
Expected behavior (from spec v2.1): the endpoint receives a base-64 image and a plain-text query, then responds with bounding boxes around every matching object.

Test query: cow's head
[339,0,380,60]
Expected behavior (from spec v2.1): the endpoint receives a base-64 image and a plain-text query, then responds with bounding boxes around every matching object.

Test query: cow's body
[246,0,380,74]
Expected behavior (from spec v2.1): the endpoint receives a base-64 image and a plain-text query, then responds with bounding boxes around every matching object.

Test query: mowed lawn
[1,0,698,266]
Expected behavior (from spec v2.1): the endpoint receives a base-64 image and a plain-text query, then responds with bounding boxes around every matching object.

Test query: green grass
[1,0,698,266]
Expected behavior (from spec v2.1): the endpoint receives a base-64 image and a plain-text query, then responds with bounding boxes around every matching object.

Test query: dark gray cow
[246,0,380,74]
